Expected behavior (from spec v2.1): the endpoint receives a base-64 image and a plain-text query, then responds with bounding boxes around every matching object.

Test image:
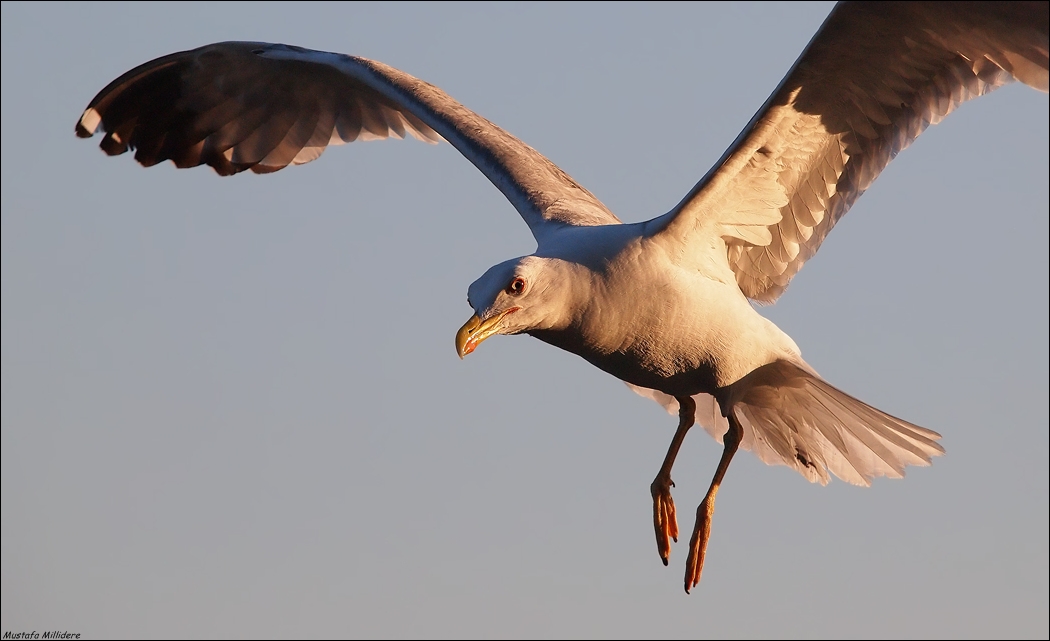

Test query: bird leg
[650,395,696,566]
[684,410,743,593]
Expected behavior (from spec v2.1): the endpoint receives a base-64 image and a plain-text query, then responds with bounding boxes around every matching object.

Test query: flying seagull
[75,1,1049,593]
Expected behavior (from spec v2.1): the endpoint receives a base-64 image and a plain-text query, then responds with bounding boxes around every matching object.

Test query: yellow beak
[455,309,518,358]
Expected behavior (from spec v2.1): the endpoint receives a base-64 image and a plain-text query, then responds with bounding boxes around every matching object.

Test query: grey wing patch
[75,42,620,239]
[656,2,1048,302]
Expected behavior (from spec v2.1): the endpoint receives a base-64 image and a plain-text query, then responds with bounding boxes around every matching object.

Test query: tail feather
[626,359,944,486]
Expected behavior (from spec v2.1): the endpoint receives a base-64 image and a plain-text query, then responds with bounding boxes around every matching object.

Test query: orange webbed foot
[651,473,679,565]
[684,496,715,593]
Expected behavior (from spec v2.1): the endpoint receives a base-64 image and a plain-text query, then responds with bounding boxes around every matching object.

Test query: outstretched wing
[75,41,620,242]
[650,1,1048,303]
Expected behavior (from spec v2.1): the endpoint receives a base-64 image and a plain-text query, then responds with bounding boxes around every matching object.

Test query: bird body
[500,225,802,396]
[74,1,1048,592]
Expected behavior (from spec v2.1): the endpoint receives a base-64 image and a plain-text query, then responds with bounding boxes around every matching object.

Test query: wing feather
[75,41,620,241]
[651,1,1048,302]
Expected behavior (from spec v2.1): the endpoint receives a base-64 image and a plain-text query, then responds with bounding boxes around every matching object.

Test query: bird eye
[505,277,526,296]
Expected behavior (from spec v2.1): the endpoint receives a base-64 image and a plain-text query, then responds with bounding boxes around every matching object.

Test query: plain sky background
[2,2,1047,638]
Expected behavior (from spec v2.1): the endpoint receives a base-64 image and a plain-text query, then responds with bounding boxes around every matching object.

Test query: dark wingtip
[100,132,128,156]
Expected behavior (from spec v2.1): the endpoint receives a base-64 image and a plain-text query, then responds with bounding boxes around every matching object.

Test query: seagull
[75,1,1048,593]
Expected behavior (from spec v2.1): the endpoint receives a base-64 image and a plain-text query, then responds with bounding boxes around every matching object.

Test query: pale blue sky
[3,2,1047,638]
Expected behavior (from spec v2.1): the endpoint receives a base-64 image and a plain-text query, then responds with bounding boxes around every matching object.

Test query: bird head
[456,255,576,358]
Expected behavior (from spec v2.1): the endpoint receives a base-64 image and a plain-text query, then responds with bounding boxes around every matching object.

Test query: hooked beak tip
[455,314,482,359]
[455,308,518,359]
